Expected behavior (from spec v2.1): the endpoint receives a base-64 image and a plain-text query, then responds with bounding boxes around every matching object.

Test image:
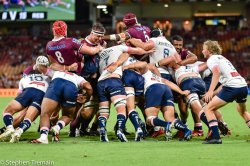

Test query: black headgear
[150,28,163,38]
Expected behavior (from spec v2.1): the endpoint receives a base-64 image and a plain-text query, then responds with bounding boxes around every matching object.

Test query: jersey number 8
[55,51,65,63]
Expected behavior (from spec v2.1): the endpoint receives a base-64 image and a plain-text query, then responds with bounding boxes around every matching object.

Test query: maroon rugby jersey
[126,25,151,42]
[23,65,35,76]
[126,25,151,61]
[46,37,83,74]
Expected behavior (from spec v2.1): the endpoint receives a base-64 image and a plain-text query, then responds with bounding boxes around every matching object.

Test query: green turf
[0,97,249,166]
[0,0,75,20]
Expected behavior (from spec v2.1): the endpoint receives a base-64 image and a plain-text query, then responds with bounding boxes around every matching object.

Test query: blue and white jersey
[46,69,87,89]
[142,70,164,93]
[207,55,247,87]
[19,73,50,93]
[98,45,129,81]
[174,62,201,83]
[149,36,177,74]
[123,56,138,66]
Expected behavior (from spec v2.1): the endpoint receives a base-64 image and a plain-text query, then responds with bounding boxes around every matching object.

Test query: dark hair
[171,35,183,43]
[106,41,118,48]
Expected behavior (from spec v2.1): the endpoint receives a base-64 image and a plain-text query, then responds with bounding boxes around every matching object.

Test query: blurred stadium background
[0,0,249,92]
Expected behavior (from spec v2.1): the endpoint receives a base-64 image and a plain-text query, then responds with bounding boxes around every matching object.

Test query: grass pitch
[0,97,249,166]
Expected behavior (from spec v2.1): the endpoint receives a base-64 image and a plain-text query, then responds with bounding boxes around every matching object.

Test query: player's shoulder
[61,37,79,45]
[209,55,221,61]
[142,25,151,31]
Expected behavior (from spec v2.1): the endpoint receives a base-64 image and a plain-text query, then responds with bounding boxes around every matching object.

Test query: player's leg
[98,101,110,142]
[125,87,143,141]
[236,103,250,128]
[162,105,192,141]
[79,98,97,136]
[51,106,76,142]
[10,106,39,143]
[32,97,59,144]
[111,94,128,142]
[203,96,227,144]
[0,100,24,141]
[214,109,231,136]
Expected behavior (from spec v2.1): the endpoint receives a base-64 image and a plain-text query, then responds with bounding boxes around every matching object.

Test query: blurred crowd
[0,25,249,88]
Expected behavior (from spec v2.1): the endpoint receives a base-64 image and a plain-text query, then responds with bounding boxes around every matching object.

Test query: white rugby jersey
[207,55,247,87]
[19,73,50,93]
[190,61,212,79]
[149,37,177,74]
[123,56,137,66]
[98,45,129,81]
[46,69,87,88]
[174,62,201,83]
[142,70,164,93]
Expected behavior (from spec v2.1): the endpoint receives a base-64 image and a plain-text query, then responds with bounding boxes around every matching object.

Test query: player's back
[127,25,151,42]
[47,70,85,88]
[142,70,164,92]
[98,45,128,81]
[46,37,82,66]
[20,72,50,93]
[149,36,176,63]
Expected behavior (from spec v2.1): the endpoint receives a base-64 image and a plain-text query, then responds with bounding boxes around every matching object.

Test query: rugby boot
[0,126,14,141]
[99,127,109,142]
[10,128,23,143]
[135,128,144,141]
[117,129,128,142]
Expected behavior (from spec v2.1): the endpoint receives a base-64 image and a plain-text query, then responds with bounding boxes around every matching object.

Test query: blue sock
[199,111,209,127]
[98,116,107,129]
[56,121,65,130]
[194,123,203,130]
[209,120,220,139]
[128,110,140,130]
[3,114,13,127]
[19,119,31,132]
[152,117,169,127]
[117,114,126,130]
[40,128,49,135]
[173,119,188,132]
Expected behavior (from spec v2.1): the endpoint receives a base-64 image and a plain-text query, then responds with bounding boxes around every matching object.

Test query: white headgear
[36,56,49,66]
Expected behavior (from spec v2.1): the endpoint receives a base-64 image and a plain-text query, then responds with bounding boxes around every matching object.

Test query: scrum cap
[36,56,49,66]
[52,20,67,37]
[150,28,163,38]
[123,13,138,27]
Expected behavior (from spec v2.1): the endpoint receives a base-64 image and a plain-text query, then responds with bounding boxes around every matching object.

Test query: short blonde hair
[203,40,222,55]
